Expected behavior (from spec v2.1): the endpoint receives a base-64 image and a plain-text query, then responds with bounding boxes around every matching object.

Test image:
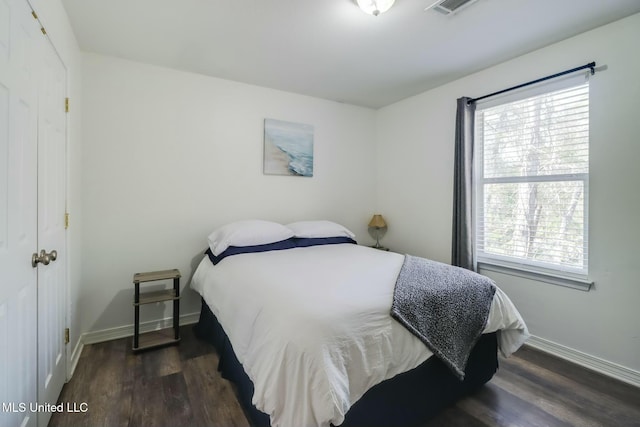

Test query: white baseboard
[67,336,84,380]
[526,335,640,388]
[81,311,200,345]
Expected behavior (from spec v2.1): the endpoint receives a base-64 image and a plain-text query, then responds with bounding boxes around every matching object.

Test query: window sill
[477,262,593,292]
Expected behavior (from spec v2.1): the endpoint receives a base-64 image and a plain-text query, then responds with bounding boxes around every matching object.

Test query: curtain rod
[467,61,596,105]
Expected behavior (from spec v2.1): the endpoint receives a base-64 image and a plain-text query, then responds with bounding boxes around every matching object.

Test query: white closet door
[0,0,39,426]
[36,31,67,427]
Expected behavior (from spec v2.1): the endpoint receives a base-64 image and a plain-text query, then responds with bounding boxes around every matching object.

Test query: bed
[190,220,529,427]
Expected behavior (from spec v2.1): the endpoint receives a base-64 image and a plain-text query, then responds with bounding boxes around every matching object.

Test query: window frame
[473,74,593,290]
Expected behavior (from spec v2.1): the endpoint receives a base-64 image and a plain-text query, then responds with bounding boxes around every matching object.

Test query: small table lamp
[368,214,387,249]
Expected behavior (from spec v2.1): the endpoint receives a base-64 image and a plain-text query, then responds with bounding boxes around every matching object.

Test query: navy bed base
[194,298,498,427]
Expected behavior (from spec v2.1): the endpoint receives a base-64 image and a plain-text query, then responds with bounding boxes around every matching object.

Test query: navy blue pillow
[293,236,357,247]
[205,238,297,265]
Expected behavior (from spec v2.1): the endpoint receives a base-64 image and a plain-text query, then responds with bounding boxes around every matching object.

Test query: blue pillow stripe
[205,236,357,265]
[205,238,296,265]
[292,236,357,247]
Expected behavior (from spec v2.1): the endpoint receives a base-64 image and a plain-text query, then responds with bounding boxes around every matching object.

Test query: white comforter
[191,243,529,427]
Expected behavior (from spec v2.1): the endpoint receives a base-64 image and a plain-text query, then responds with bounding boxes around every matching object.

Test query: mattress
[191,243,529,427]
[194,298,500,427]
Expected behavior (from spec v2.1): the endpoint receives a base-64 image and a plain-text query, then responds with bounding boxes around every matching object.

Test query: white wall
[30,0,83,373]
[376,13,640,376]
[80,53,377,333]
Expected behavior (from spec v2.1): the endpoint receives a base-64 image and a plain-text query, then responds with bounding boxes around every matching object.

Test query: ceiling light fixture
[357,0,395,16]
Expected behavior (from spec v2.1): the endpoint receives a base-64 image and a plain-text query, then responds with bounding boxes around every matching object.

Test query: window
[474,78,589,284]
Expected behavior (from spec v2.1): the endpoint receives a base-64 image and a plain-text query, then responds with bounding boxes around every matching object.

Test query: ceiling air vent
[425,0,479,15]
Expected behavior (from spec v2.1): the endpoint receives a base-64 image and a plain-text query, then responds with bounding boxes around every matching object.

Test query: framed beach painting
[263,118,314,177]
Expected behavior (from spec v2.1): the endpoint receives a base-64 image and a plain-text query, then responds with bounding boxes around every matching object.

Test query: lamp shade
[357,0,395,16]
[368,214,387,229]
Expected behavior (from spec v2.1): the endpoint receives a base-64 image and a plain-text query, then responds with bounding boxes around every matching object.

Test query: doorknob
[31,249,58,268]
[32,250,49,267]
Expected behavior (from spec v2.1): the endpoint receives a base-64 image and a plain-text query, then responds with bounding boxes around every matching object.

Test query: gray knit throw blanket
[391,255,496,380]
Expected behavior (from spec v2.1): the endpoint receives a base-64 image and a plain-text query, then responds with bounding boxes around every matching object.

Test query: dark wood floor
[49,326,640,427]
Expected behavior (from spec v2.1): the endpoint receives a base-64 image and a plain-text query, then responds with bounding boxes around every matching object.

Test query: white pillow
[208,220,294,256]
[286,220,355,239]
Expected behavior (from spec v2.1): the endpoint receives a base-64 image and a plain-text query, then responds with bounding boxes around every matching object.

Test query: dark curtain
[452,97,476,271]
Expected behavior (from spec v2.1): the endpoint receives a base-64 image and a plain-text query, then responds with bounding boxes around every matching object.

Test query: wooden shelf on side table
[132,269,181,352]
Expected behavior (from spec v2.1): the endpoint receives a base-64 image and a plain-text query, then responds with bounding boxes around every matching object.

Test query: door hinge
[31,11,45,34]
[65,98,69,113]
[65,212,70,229]
[64,328,70,345]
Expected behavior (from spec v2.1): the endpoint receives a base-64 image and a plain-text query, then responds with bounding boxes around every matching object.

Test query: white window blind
[475,80,589,279]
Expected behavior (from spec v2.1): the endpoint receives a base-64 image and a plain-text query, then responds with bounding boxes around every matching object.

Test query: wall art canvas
[263,118,314,177]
